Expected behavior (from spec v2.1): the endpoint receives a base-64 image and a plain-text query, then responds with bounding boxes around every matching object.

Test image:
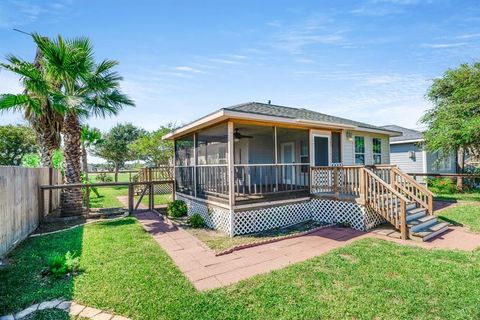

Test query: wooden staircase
[363,166,449,241]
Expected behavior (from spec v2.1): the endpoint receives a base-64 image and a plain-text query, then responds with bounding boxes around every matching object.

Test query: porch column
[193,133,197,198]
[228,121,235,237]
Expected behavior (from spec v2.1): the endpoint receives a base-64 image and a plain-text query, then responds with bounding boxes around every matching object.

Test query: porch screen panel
[174,135,194,195]
[196,123,229,199]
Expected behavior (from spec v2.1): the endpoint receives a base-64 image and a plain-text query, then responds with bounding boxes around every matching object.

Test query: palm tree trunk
[82,143,89,180]
[61,112,83,216]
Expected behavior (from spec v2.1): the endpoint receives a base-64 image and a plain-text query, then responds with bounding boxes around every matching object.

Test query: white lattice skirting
[233,201,311,236]
[176,195,231,235]
[310,198,386,231]
[176,194,385,236]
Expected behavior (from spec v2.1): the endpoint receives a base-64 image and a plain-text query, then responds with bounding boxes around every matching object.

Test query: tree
[129,124,174,166]
[80,125,102,180]
[31,34,134,215]
[0,46,63,167]
[93,123,145,182]
[422,62,480,190]
[0,124,38,165]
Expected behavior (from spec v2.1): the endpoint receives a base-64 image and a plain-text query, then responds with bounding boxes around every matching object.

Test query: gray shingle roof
[225,102,398,132]
[380,125,424,142]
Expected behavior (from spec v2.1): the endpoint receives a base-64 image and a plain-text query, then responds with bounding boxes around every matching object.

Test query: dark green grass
[435,189,480,202]
[438,204,480,232]
[2,218,480,319]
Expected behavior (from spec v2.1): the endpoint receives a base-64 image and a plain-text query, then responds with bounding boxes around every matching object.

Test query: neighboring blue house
[381,125,456,181]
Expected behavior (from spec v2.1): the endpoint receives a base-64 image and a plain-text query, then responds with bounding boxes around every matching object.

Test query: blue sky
[1,0,480,133]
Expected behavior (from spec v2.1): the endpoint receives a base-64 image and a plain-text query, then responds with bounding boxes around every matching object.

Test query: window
[436,150,452,170]
[372,138,382,164]
[354,136,365,165]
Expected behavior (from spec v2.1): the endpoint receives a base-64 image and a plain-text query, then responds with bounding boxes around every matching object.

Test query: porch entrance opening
[280,142,295,185]
[314,136,329,166]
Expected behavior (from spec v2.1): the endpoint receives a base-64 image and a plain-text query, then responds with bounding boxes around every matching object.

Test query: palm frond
[0,94,42,114]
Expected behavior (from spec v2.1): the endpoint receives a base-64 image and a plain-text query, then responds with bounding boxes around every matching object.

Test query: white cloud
[0,0,71,29]
[268,16,347,54]
[422,42,467,48]
[174,66,204,74]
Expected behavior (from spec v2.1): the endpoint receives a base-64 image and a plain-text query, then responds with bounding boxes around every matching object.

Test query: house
[164,102,449,241]
[381,125,456,182]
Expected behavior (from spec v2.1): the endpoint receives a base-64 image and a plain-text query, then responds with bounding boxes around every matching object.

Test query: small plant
[167,200,187,217]
[96,172,113,182]
[46,251,80,278]
[188,213,205,228]
[21,153,41,168]
[427,177,458,194]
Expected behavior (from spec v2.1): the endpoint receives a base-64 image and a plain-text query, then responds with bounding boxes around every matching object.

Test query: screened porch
[174,121,342,205]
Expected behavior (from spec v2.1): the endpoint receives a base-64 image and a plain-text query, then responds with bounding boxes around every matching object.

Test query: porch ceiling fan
[234,128,253,140]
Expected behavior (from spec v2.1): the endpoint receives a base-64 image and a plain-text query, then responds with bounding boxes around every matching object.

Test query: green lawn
[89,186,127,209]
[434,189,480,202]
[438,204,480,232]
[2,218,480,319]
[89,172,133,183]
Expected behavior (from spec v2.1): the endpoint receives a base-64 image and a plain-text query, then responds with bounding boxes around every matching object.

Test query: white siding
[390,143,424,173]
[344,131,391,165]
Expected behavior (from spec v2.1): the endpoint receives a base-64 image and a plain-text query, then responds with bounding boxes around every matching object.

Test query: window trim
[354,136,365,165]
[372,137,382,165]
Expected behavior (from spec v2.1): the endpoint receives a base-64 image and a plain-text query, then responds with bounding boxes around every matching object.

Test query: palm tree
[0,47,64,167]
[80,125,102,180]
[32,34,134,215]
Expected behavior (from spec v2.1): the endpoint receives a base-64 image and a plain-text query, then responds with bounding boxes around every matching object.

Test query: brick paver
[136,211,480,291]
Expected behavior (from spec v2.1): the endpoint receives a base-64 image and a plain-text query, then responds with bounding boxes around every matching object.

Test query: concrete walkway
[135,211,480,291]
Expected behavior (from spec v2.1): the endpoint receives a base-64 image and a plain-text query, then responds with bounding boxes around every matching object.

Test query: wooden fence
[0,166,61,257]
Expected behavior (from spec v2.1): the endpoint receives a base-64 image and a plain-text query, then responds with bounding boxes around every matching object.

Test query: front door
[281,142,295,185]
[314,136,329,166]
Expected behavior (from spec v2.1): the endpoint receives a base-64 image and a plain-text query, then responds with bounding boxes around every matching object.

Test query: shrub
[21,153,41,168]
[427,177,458,194]
[46,251,80,278]
[167,200,187,217]
[96,172,113,182]
[188,213,205,228]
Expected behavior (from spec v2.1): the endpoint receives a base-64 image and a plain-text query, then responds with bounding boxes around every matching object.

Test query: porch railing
[364,168,409,239]
[310,166,363,197]
[196,165,229,198]
[392,167,434,214]
[233,164,310,200]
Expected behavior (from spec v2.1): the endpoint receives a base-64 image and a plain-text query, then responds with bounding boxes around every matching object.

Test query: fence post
[85,186,90,216]
[48,167,53,213]
[172,180,176,201]
[400,200,408,240]
[149,182,154,210]
[128,183,134,214]
[38,187,44,222]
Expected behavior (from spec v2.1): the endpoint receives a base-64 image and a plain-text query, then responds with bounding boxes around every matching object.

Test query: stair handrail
[363,168,409,239]
[392,167,434,214]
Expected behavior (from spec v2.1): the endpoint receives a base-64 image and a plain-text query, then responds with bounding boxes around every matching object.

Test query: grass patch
[177,219,328,252]
[2,218,480,319]
[438,204,480,232]
[135,193,172,208]
[89,186,127,209]
[435,190,480,202]
[23,309,79,320]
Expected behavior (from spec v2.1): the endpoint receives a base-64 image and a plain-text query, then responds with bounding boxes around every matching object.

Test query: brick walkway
[135,211,366,290]
[135,211,480,291]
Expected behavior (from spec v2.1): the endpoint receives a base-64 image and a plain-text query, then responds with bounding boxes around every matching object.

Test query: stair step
[406,207,427,222]
[406,202,417,211]
[408,215,437,232]
[410,222,450,242]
